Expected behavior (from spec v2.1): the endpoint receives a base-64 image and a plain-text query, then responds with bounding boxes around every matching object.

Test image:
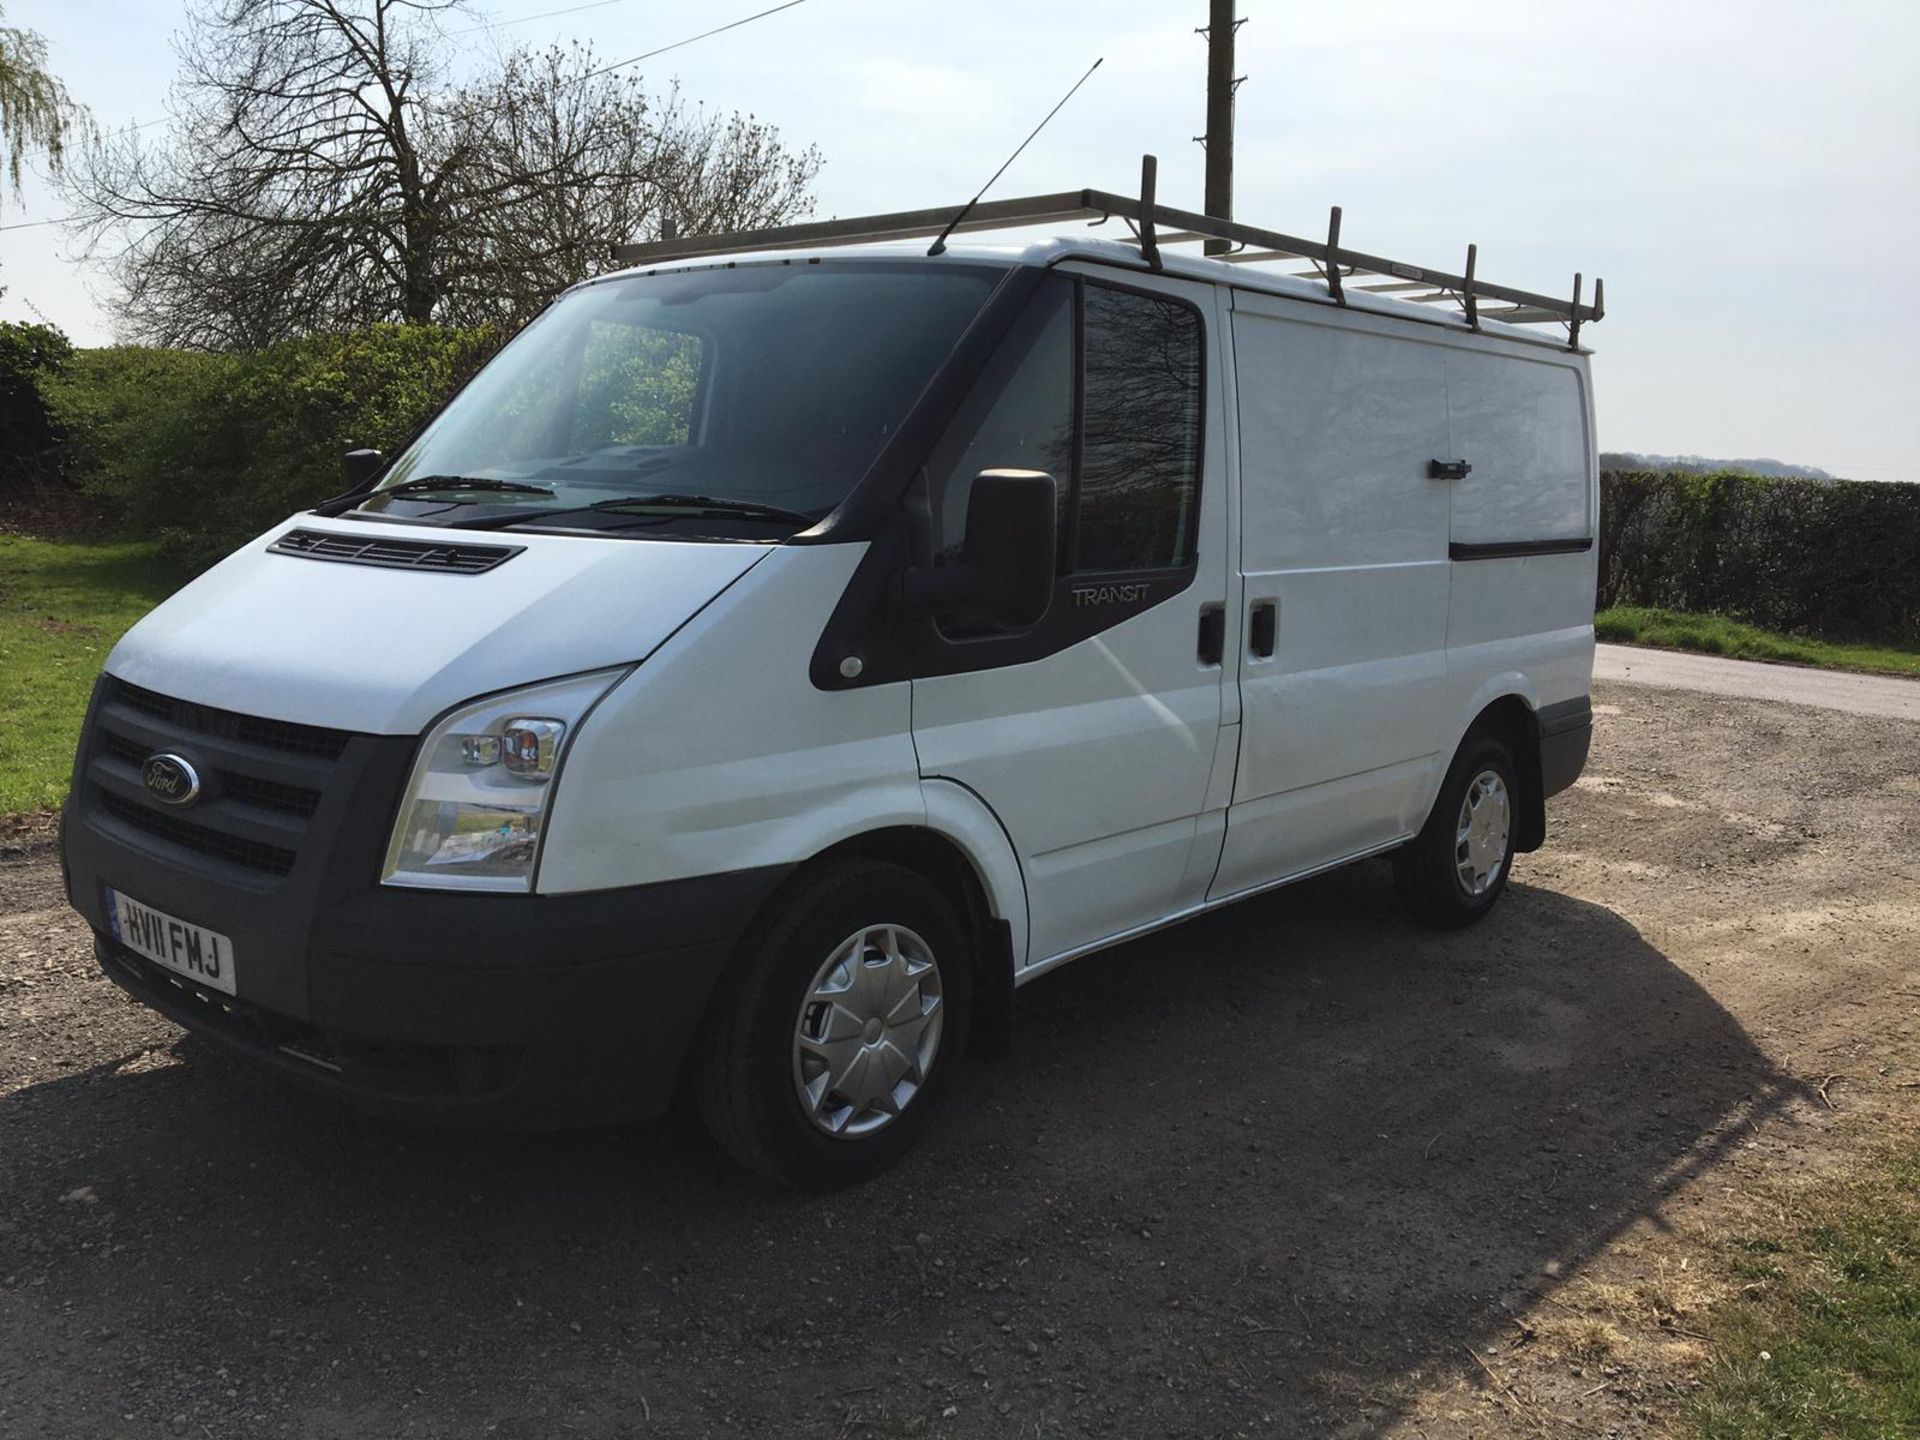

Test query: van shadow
[5,863,1793,1439]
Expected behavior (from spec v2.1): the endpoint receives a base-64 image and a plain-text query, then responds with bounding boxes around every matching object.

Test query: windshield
[359,263,998,536]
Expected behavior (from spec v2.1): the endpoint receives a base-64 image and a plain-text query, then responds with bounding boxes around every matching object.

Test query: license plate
[105,888,237,996]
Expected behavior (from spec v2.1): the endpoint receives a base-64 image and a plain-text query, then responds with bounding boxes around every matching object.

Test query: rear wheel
[1395,734,1518,928]
[694,860,972,1189]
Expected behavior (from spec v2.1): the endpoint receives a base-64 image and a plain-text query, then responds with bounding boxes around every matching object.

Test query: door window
[1072,284,1204,572]
[929,276,1204,577]
[928,279,1075,561]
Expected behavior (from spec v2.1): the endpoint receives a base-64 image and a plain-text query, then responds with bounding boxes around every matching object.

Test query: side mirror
[902,469,1058,631]
[341,447,387,492]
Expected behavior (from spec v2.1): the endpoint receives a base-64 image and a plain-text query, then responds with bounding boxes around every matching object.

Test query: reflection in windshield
[363,264,997,530]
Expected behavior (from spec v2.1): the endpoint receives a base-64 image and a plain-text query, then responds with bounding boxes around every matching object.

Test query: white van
[62,165,1600,1187]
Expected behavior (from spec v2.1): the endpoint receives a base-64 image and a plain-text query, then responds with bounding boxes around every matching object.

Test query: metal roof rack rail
[613,154,1605,350]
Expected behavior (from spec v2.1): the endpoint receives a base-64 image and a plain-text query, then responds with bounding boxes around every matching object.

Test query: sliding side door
[1209,296,1454,899]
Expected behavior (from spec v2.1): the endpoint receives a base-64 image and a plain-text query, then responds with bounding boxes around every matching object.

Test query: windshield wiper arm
[587,493,819,526]
[441,491,821,533]
[379,475,557,498]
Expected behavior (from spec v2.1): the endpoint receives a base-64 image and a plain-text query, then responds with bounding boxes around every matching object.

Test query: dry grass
[1682,1134,1920,1438]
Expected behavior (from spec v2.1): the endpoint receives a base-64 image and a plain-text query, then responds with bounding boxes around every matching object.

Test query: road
[4,677,1918,1439]
[1595,641,1920,720]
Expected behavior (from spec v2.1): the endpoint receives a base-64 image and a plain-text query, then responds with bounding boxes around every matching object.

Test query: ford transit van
[62,169,1601,1187]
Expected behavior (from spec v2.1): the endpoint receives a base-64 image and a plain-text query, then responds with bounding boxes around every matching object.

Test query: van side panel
[1442,345,1598,753]
[1210,296,1452,897]
[538,545,926,895]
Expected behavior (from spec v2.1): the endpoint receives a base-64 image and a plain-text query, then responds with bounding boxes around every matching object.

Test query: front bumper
[88,866,786,1126]
[63,674,790,1124]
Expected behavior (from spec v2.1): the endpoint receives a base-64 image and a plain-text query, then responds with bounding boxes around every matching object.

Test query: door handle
[1428,458,1472,480]
[1197,605,1225,666]
[1249,600,1277,659]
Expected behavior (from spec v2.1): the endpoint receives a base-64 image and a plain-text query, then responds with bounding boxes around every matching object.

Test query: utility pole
[1200,0,1244,255]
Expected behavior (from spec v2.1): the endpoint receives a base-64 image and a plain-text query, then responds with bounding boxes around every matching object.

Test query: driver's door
[910,270,1236,968]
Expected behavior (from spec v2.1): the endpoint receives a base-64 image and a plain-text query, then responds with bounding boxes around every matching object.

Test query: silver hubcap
[791,924,944,1138]
[1455,768,1511,897]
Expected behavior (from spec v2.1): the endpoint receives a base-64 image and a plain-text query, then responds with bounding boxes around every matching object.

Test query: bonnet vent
[269,528,523,575]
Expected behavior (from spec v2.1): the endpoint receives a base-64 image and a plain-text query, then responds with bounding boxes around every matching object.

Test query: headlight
[382,668,629,892]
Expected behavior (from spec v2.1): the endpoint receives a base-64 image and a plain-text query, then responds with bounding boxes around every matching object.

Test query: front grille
[99,724,322,819]
[219,772,322,818]
[97,787,297,876]
[85,678,363,883]
[109,678,349,759]
[99,729,148,767]
[269,527,522,575]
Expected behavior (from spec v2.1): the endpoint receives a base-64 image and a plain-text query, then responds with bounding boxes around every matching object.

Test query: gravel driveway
[3,677,1916,1439]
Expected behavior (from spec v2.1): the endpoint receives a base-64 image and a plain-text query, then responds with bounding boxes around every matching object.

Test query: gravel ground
[2,677,1916,1439]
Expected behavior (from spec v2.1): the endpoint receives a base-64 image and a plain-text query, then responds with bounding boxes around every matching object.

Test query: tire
[694,860,973,1189]
[1394,733,1519,929]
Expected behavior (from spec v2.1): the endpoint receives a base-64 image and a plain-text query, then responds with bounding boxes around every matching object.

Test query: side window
[926,279,1074,560]
[1072,284,1203,572]
[569,321,705,452]
[924,275,1204,627]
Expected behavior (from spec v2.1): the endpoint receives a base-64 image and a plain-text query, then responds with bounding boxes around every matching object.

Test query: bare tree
[429,44,819,330]
[69,0,820,347]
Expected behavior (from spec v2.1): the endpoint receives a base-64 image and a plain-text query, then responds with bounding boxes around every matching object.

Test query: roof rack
[613,154,1605,351]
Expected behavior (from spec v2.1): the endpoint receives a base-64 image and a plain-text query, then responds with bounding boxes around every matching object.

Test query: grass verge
[1596,607,1920,678]
[0,534,180,817]
[1688,1142,1920,1439]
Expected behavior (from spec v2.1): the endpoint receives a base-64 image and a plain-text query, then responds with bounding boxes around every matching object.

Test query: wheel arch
[1458,690,1547,854]
[804,800,1023,1059]
[691,789,1026,1070]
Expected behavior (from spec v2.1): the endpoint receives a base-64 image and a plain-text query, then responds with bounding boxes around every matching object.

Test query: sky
[3,0,1918,479]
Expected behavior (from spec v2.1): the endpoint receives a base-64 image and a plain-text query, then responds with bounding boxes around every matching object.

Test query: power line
[581,0,810,81]
[446,0,646,38]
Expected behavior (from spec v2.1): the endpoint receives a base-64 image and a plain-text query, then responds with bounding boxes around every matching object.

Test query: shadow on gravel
[2,862,1796,1439]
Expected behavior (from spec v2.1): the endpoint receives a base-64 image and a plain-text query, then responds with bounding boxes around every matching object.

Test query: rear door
[911,268,1234,967]
[1209,296,1455,898]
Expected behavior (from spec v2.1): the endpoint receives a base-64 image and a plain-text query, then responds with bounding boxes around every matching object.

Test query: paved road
[1595,641,1920,721]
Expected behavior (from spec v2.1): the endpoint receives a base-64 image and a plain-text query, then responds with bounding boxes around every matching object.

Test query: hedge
[38,323,500,569]
[1599,471,1920,647]
[0,320,74,485]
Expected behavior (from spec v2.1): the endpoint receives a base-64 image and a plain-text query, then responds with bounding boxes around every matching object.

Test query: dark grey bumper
[1538,696,1593,798]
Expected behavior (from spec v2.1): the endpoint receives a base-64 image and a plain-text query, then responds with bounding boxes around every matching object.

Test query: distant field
[1596,607,1920,678]
[0,535,178,816]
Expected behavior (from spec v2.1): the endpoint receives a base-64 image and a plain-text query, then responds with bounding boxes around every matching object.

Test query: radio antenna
[928,57,1104,256]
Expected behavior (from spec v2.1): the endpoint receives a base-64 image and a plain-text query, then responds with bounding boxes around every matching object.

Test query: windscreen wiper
[589,493,819,526]
[378,475,557,499]
[446,492,820,531]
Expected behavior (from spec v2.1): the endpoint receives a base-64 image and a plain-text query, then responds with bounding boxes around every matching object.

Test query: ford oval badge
[142,753,202,807]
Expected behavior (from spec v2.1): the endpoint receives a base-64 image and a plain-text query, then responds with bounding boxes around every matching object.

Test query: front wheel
[694,860,972,1189]
[1394,734,1518,929]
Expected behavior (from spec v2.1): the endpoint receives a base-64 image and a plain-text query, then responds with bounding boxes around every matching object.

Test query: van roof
[599,236,1587,354]
[603,154,1603,357]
